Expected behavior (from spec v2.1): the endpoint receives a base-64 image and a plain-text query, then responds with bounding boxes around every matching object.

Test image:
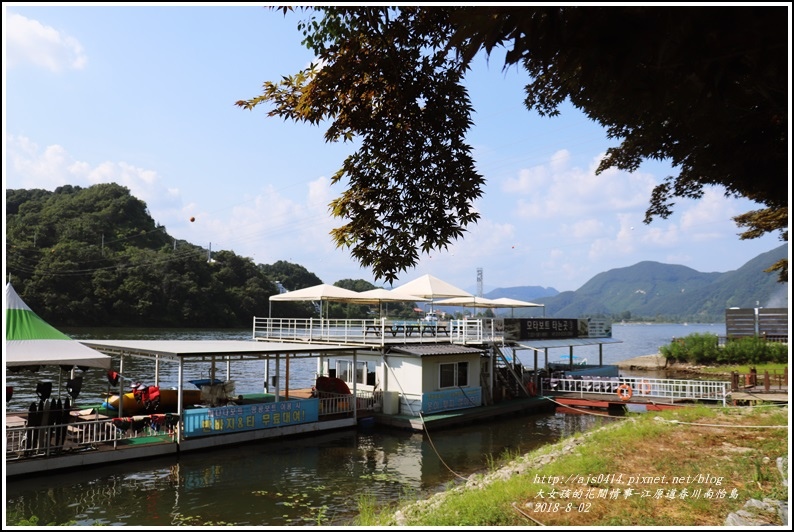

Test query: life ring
[640,380,651,395]
[617,384,633,401]
[527,381,537,397]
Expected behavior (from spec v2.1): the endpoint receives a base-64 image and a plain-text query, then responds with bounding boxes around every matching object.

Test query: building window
[336,360,352,383]
[335,360,376,386]
[439,361,469,389]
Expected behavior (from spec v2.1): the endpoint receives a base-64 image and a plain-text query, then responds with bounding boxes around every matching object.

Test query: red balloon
[190,217,195,222]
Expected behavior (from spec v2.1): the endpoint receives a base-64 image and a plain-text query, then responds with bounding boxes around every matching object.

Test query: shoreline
[617,353,738,377]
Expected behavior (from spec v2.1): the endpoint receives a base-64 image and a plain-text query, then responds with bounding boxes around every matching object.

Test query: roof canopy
[5,283,112,369]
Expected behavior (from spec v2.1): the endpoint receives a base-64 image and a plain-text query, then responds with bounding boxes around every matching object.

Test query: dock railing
[6,415,125,460]
[317,389,378,415]
[252,317,496,345]
[543,376,731,406]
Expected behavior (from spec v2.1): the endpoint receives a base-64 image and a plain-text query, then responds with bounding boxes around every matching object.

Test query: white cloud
[5,13,87,72]
[6,134,179,216]
[505,150,657,223]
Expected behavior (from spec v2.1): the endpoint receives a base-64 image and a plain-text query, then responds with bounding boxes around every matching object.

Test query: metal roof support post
[264,357,269,393]
[118,354,125,419]
[285,353,290,400]
[177,357,184,445]
[352,351,357,418]
[274,353,280,403]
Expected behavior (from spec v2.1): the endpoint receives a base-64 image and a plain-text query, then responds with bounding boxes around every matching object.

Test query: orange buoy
[617,384,633,401]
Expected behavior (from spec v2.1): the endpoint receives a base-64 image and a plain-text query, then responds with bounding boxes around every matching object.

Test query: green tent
[5,283,111,369]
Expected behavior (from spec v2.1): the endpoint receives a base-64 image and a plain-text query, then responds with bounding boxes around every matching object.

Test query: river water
[4,323,725,526]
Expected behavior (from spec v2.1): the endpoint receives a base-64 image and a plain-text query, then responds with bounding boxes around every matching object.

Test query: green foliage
[719,337,789,365]
[240,6,787,283]
[659,333,787,365]
[659,333,721,363]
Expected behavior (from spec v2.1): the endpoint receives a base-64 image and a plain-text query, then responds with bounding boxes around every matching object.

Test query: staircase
[492,345,530,399]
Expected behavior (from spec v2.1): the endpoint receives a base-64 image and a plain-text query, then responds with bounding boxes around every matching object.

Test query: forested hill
[519,244,788,322]
[5,184,788,326]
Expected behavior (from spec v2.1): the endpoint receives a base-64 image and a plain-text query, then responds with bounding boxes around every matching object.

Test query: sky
[3,4,790,295]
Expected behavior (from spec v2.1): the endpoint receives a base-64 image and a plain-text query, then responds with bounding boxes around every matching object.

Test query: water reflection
[6,408,619,526]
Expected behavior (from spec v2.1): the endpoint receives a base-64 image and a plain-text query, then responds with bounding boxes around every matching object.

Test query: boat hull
[103,389,203,415]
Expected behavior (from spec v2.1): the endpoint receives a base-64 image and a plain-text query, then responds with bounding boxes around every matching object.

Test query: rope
[512,501,545,526]
[418,411,469,481]
[542,396,629,419]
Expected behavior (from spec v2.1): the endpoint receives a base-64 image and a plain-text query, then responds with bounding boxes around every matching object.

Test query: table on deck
[364,324,383,337]
[421,325,449,337]
[390,324,422,337]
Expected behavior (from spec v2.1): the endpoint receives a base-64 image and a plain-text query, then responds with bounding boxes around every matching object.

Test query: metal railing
[543,376,731,406]
[317,389,378,415]
[6,417,125,460]
[252,317,501,345]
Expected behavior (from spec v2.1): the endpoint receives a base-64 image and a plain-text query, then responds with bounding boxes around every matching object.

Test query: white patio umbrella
[269,283,363,318]
[352,288,430,318]
[434,295,545,317]
[390,274,472,314]
[433,295,504,308]
[433,295,506,317]
[489,297,545,317]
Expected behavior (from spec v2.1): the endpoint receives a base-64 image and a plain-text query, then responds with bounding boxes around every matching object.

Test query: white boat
[422,311,441,323]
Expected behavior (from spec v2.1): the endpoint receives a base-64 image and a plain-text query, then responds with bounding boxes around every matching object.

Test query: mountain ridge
[480,244,788,322]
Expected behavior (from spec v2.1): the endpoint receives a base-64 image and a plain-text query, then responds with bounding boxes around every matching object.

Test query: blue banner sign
[421,387,482,414]
[183,398,319,438]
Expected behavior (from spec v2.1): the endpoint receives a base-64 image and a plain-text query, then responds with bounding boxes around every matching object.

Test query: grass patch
[359,405,788,526]
[696,362,788,375]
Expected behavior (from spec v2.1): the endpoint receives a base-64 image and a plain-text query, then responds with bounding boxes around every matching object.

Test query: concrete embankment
[616,353,668,370]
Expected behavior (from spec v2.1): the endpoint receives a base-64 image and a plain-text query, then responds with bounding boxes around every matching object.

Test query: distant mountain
[506,244,788,322]
[484,286,559,300]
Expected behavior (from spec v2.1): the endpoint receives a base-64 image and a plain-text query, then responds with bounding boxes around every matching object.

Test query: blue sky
[3,4,789,295]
